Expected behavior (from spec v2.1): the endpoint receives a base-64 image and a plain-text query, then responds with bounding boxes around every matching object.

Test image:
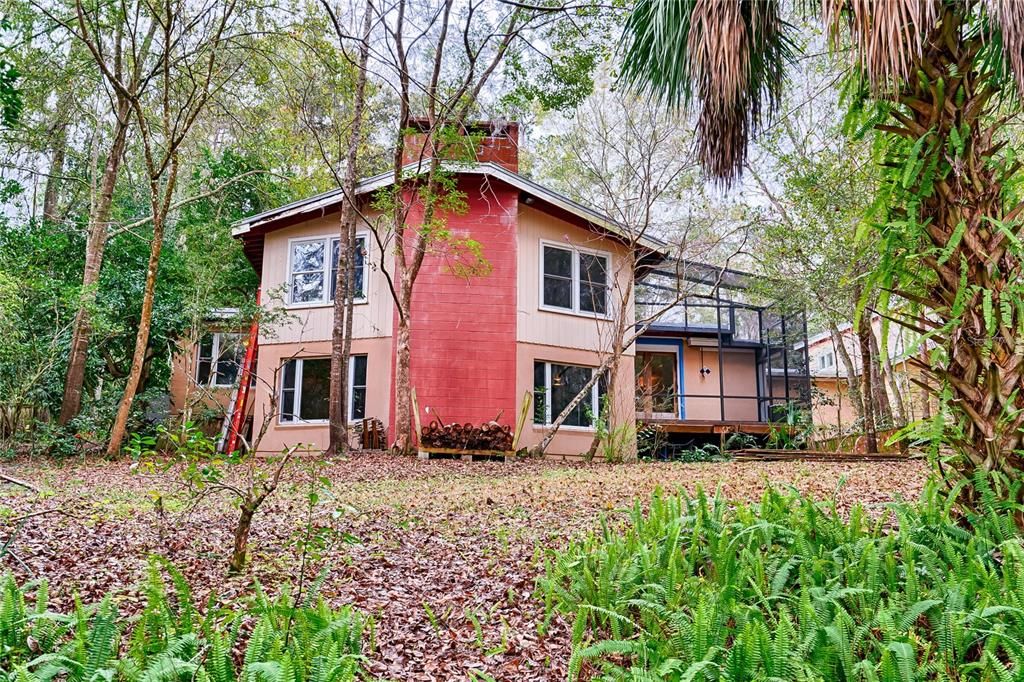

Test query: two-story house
[171,120,812,457]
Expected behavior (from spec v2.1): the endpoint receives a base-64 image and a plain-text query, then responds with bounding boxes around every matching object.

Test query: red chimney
[401,118,520,173]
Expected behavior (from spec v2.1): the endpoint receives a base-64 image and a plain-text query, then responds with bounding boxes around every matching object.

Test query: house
[805,316,931,438]
[172,120,811,457]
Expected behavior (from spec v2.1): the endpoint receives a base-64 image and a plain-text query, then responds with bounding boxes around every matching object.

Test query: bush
[0,560,370,681]
[539,481,1024,681]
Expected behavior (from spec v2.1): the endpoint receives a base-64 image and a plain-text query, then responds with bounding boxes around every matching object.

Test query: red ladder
[224,288,260,454]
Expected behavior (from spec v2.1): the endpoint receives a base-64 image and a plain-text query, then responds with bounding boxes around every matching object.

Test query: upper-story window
[197,332,244,387]
[818,351,835,369]
[540,242,610,316]
[288,234,368,306]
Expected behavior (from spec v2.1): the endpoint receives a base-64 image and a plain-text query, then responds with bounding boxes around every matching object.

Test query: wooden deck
[638,418,784,435]
[732,448,915,462]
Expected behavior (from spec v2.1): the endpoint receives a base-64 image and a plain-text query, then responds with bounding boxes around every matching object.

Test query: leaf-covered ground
[0,454,928,681]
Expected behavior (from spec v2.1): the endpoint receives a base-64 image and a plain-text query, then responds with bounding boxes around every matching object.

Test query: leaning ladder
[219,289,261,454]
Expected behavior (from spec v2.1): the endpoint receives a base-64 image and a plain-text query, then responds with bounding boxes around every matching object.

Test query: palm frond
[985,0,1024,94]
[619,0,796,184]
[821,0,939,93]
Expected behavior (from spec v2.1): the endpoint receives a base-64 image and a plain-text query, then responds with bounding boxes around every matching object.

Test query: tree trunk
[107,183,171,455]
[42,124,67,223]
[228,502,255,575]
[866,322,893,428]
[393,310,413,453]
[328,2,373,456]
[829,322,862,424]
[58,104,131,425]
[856,315,878,453]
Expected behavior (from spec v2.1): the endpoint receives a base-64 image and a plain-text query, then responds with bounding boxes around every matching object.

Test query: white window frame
[279,355,368,425]
[348,354,367,422]
[538,239,612,319]
[819,351,835,369]
[196,332,243,388]
[533,360,603,430]
[286,232,370,308]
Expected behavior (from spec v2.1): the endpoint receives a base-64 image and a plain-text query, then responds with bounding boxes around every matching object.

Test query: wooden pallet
[417,447,513,462]
[732,448,916,462]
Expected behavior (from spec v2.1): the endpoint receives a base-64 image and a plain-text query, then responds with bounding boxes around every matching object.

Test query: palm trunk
[866,323,893,428]
[885,8,1024,502]
[58,104,131,425]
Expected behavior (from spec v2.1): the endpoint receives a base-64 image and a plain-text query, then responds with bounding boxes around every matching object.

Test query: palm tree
[620,0,1024,509]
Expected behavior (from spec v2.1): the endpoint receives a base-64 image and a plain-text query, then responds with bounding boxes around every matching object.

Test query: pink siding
[251,337,392,454]
[681,345,759,421]
[391,178,520,438]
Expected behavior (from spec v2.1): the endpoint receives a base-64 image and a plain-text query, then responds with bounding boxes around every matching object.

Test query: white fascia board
[231,161,666,255]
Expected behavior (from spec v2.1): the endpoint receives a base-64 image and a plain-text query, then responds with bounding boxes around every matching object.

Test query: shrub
[0,560,370,681]
[539,482,1024,680]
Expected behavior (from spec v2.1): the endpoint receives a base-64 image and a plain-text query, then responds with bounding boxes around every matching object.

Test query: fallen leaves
[0,454,929,680]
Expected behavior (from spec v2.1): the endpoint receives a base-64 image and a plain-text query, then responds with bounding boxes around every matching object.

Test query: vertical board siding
[259,214,393,345]
[516,206,635,354]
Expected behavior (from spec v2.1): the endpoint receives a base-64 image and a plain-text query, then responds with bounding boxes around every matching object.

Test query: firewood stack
[420,419,513,451]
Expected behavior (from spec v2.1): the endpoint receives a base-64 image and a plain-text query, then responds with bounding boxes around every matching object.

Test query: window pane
[352,354,367,387]
[292,240,324,273]
[215,334,243,386]
[291,272,324,303]
[543,245,572,278]
[299,359,330,421]
[198,334,214,361]
[551,364,593,427]
[579,282,607,314]
[543,276,572,309]
[579,254,608,314]
[281,390,295,421]
[280,360,297,421]
[329,238,368,301]
[533,361,547,424]
[197,360,212,386]
[330,240,340,301]
[580,253,607,286]
[351,388,366,420]
[354,238,366,299]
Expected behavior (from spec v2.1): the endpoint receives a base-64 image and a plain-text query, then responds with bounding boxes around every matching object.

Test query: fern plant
[541,480,1024,681]
[0,560,370,682]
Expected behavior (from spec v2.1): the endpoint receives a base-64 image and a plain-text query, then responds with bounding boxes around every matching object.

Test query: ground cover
[0,454,929,680]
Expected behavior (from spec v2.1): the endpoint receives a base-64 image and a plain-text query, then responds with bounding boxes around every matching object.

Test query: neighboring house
[805,316,930,437]
[171,120,811,456]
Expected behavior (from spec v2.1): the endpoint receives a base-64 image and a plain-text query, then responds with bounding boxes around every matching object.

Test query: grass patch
[540,481,1024,681]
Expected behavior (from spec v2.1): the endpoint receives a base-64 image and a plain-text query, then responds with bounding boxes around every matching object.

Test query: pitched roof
[231,161,667,254]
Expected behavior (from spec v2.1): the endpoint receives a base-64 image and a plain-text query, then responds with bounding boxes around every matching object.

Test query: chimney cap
[405,117,518,137]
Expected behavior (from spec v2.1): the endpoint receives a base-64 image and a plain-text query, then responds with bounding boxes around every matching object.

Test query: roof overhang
[231,161,668,258]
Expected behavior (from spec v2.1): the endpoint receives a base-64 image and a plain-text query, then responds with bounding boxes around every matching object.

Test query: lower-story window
[280,355,368,423]
[533,360,606,427]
